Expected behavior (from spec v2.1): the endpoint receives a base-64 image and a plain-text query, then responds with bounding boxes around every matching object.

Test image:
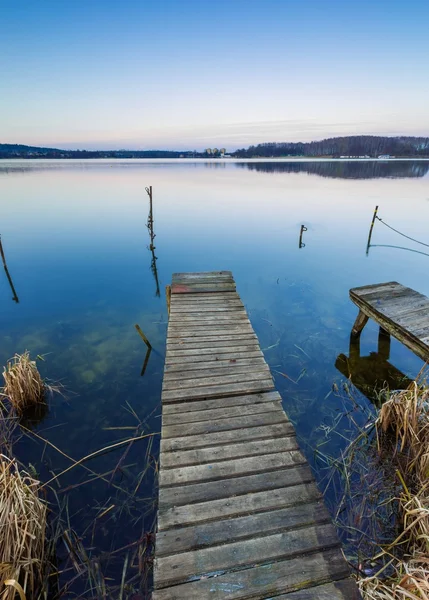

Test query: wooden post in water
[145,186,156,251]
[366,205,379,255]
[0,236,19,303]
[299,225,307,248]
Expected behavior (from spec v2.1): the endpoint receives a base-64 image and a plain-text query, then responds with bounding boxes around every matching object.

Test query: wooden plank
[156,501,330,556]
[161,379,275,403]
[162,370,272,392]
[167,332,256,342]
[161,435,299,467]
[164,363,271,387]
[170,306,245,313]
[164,365,270,384]
[159,451,307,487]
[161,421,294,452]
[166,337,258,350]
[168,315,250,323]
[164,357,267,373]
[154,523,341,588]
[167,327,256,338]
[152,547,352,599]
[158,482,321,529]
[162,401,281,426]
[172,271,233,279]
[172,283,236,294]
[158,464,314,508]
[166,344,261,357]
[162,391,281,414]
[351,281,402,297]
[165,351,264,365]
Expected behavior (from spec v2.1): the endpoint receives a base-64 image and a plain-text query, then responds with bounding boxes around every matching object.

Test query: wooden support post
[351,310,369,336]
[145,185,156,251]
[166,285,171,316]
[299,225,307,248]
[366,205,378,255]
[378,327,391,360]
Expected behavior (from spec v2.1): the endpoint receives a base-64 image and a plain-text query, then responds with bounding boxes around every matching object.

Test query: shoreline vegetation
[1,135,429,159]
[326,374,429,599]
[0,352,158,599]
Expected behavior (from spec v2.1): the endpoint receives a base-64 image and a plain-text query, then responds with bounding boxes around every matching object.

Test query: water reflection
[335,328,412,406]
[238,160,429,179]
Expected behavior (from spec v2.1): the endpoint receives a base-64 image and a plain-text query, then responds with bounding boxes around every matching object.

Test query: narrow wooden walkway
[350,281,429,362]
[153,272,360,599]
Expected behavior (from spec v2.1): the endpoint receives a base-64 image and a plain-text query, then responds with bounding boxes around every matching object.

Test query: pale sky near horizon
[1,0,429,151]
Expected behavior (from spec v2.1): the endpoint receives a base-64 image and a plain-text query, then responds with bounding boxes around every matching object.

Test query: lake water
[1,159,429,595]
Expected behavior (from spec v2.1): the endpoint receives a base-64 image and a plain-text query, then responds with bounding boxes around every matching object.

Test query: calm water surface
[1,159,429,594]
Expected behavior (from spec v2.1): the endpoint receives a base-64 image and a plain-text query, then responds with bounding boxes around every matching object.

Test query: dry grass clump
[1,352,46,416]
[0,454,47,600]
[357,379,429,599]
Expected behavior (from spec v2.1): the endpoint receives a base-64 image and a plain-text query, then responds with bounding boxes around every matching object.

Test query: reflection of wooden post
[166,285,171,316]
[378,327,391,360]
[366,205,378,255]
[299,225,307,248]
[351,310,369,335]
[349,333,361,361]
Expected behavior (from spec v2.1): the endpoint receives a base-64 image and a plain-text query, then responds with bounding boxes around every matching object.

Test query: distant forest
[1,136,429,159]
[233,136,429,158]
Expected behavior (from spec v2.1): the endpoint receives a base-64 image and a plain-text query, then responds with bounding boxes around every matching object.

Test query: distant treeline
[2,136,429,159]
[0,144,188,159]
[233,136,429,158]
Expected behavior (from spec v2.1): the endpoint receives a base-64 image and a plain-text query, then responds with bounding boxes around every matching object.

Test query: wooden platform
[350,281,429,362]
[153,272,360,599]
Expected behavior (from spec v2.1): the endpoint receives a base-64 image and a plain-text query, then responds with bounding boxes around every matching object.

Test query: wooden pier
[350,281,429,362]
[153,272,360,599]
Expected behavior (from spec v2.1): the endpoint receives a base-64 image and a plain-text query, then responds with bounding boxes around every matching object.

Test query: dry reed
[0,455,47,600]
[1,352,46,415]
[357,378,429,599]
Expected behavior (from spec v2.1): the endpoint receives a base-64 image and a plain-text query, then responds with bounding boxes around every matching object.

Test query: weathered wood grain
[158,465,314,508]
[162,379,275,403]
[152,547,352,598]
[159,450,307,487]
[158,482,321,529]
[161,421,294,452]
[154,523,341,588]
[162,370,273,392]
[162,410,288,438]
[162,400,281,426]
[161,435,299,467]
[162,390,281,414]
[164,364,269,383]
[156,501,330,555]
[164,356,267,372]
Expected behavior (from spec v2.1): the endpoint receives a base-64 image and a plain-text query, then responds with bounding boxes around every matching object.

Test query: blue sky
[1,0,429,150]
